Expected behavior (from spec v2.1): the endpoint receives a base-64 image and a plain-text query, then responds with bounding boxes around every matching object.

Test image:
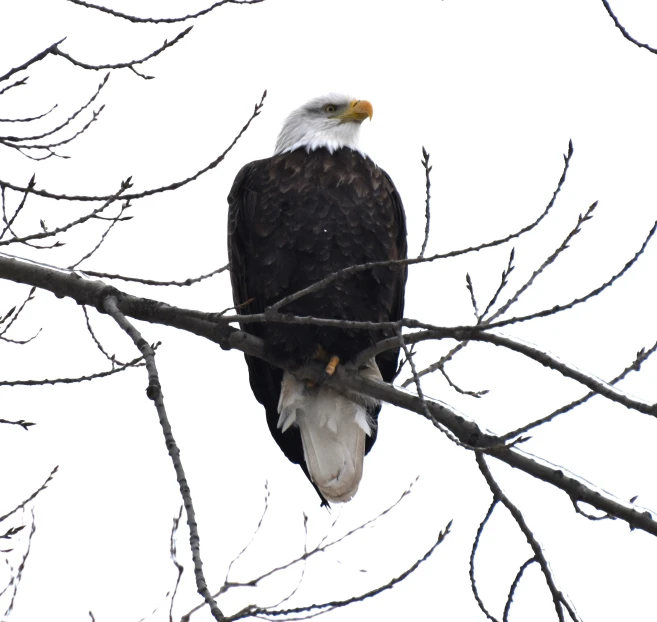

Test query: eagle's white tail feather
[277,359,382,503]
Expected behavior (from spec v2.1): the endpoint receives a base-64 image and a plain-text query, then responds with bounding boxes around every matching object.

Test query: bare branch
[492,202,597,320]
[3,510,36,617]
[503,558,536,622]
[1,177,35,241]
[0,104,58,123]
[502,336,657,439]
[437,363,488,398]
[485,218,657,330]
[0,178,132,248]
[0,354,145,387]
[469,500,500,622]
[0,419,35,430]
[102,295,225,621]
[406,216,657,386]
[52,27,193,76]
[0,79,28,97]
[419,147,432,258]
[68,200,131,269]
[410,201,597,387]
[224,483,270,584]
[0,467,58,524]
[0,286,36,338]
[81,305,125,366]
[66,0,265,24]
[3,256,657,537]
[397,328,469,448]
[0,92,267,203]
[0,39,66,84]
[480,248,515,320]
[169,507,185,622]
[0,74,109,144]
[268,140,572,314]
[229,521,452,621]
[82,264,228,287]
[465,273,480,320]
[476,453,581,622]
[359,326,657,417]
[600,0,657,54]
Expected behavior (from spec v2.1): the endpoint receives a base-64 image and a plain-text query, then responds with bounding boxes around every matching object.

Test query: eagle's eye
[324,104,337,114]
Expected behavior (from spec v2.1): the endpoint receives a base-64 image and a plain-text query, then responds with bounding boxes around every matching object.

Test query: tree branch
[102,295,225,621]
[2,255,657,539]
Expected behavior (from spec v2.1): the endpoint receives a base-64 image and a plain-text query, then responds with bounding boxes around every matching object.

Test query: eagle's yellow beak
[339,99,373,123]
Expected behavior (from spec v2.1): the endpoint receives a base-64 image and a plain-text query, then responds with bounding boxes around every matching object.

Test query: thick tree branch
[1,254,656,539]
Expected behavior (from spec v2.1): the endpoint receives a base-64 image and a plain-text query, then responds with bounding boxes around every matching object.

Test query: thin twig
[228,522,452,621]
[476,453,581,622]
[493,202,597,319]
[0,178,132,248]
[1,74,109,144]
[419,147,432,258]
[410,201,596,386]
[0,104,57,123]
[501,336,657,440]
[480,248,515,320]
[600,0,657,54]
[0,39,66,84]
[503,558,536,622]
[485,218,657,330]
[465,273,480,320]
[224,483,270,584]
[82,264,228,287]
[0,467,58,523]
[0,286,36,338]
[66,0,265,23]
[53,28,193,75]
[0,354,145,387]
[398,328,470,448]
[0,91,267,202]
[469,500,500,622]
[3,509,36,617]
[68,200,130,269]
[268,140,573,313]
[1,177,35,241]
[169,507,185,622]
[406,216,657,385]
[82,305,125,366]
[0,79,27,97]
[0,419,35,430]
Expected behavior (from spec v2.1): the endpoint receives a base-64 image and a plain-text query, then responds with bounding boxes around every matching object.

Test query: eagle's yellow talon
[325,355,340,377]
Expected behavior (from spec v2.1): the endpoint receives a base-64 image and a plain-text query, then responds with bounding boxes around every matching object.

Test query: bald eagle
[228,95,407,504]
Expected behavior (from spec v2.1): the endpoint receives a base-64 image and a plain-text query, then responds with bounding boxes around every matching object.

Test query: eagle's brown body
[228,146,407,503]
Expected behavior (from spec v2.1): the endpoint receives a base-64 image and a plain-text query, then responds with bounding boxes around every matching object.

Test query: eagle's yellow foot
[305,346,338,386]
[325,355,340,377]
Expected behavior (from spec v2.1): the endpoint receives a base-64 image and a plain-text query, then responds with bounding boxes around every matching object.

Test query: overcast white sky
[2,1,657,620]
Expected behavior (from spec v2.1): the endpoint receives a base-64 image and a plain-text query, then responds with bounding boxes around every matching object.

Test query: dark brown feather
[227,147,407,502]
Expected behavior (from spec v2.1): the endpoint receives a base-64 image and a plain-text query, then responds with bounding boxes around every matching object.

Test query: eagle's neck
[274,118,363,155]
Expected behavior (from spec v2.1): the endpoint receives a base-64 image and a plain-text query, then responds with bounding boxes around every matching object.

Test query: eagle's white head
[274,94,373,155]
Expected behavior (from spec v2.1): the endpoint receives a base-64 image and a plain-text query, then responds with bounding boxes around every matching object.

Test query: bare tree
[1,1,657,620]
